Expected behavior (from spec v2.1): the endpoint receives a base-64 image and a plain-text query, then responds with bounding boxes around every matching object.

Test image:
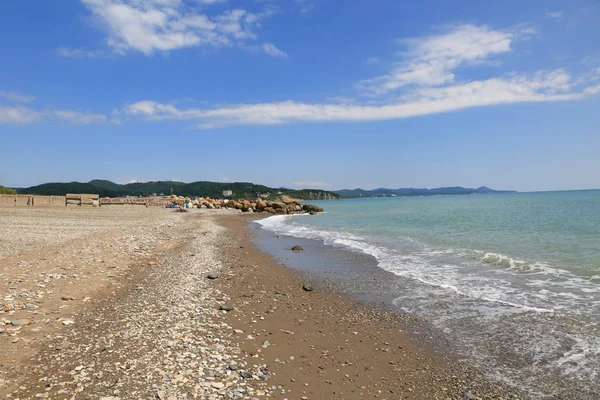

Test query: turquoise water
[256,191,600,397]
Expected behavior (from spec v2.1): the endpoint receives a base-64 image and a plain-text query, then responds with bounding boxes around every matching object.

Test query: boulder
[255,199,267,211]
[303,204,324,213]
[270,202,286,209]
[263,207,276,214]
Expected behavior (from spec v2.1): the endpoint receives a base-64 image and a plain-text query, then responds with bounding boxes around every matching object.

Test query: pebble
[302,285,314,292]
[207,273,219,280]
[11,319,32,326]
[220,305,234,312]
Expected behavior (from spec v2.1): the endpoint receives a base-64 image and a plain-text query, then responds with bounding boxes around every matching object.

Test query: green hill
[17,180,339,201]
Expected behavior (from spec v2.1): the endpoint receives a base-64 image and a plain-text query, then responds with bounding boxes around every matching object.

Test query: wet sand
[215,215,522,399]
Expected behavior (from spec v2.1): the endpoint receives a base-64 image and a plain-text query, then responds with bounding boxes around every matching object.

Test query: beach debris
[207,273,219,280]
[302,284,314,292]
[291,246,304,252]
[219,305,234,312]
[61,296,75,301]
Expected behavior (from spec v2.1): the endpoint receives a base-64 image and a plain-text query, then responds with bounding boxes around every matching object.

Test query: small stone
[228,364,238,371]
[11,319,32,326]
[207,273,219,280]
[219,305,233,312]
[61,296,75,301]
[302,285,314,292]
[211,382,225,389]
[463,391,476,400]
[11,337,19,343]
[291,246,303,252]
[61,319,75,326]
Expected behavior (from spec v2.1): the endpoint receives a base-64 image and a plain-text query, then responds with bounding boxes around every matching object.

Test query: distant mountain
[17,180,340,201]
[335,186,515,199]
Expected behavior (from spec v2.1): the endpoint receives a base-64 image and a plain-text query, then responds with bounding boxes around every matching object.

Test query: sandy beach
[0,206,521,399]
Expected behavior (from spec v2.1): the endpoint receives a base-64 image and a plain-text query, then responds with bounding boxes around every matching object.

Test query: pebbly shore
[0,206,524,399]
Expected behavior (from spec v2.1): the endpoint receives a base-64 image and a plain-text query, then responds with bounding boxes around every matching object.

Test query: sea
[253,190,600,399]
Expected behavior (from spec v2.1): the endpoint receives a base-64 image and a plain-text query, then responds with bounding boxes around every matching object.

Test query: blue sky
[1,0,599,191]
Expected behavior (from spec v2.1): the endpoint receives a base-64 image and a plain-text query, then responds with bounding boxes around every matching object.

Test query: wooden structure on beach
[66,193,100,207]
[0,193,170,208]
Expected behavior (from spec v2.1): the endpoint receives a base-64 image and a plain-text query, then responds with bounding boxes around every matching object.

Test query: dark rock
[302,285,314,292]
[291,246,303,252]
[302,204,324,213]
[228,364,238,371]
[239,371,252,379]
[219,305,234,312]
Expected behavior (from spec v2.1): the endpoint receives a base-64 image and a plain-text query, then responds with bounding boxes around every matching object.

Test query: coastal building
[222,190,233,198]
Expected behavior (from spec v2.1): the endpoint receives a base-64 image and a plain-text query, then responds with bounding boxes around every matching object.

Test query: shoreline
[215,214,523,399]
[0,206,520,399]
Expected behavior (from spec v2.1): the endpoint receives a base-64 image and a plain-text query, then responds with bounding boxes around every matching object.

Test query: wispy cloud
[78,0,275,55]
[547,11,564,19]
[295,181,330,188]
[0,90,36,103]
[120,23,599,129]
[0,89,110,125]
[53,110,108,124]
[0,106,110,125]
[0,106,41,124]
[296,0,315,14]
[262,43,288,58]
[123,68,597,129]
[55,47,105,58]
[358,25,516,96]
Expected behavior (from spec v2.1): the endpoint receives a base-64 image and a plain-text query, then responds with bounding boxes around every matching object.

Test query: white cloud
[55,47,105,58]
[0,106,41,124]
[53,110,108,124]
[123,68,598,129]
[0,90,109,125]
[262,43,287,58]
[0,90,35,103]
[359,25,514,96]
[547,11,564,19]
[80,0,273,55]
[296,0,314,14]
